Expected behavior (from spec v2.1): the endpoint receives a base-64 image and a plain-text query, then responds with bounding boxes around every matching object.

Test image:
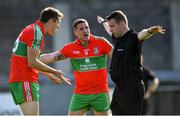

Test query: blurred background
[0,0,180,115]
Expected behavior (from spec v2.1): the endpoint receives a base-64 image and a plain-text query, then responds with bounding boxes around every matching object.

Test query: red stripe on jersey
[22,82,27,102]
[29,82,34,101]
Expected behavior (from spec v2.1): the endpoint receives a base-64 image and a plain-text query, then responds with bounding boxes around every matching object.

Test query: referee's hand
[97,15,104,24]
[148,25,166,34]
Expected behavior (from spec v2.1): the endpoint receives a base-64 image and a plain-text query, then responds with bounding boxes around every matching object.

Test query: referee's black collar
[112,28,134,39]
[121,28,135,38]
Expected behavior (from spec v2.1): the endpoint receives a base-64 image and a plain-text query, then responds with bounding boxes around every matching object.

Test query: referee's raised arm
[138,25,166,41]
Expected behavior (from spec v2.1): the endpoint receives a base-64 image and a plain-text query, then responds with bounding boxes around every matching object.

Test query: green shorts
[69,92,110,112]
[9,81,39,105]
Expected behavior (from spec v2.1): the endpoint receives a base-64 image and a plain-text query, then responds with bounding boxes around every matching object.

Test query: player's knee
[68,110,86,116]
[20,101,39,115]
[94,110,109,116]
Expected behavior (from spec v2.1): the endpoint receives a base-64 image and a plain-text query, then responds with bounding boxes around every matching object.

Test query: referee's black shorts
[110,81,144,115]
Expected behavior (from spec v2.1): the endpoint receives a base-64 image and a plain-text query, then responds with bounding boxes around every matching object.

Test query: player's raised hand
[97,15,105,24]
[148,25,166,34]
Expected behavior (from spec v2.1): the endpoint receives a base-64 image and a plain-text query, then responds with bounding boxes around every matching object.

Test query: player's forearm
[29,58,58,74]
[39,71,52,77]
[40,71,56,80]
[40,53,57,64]
[27,47,57,73]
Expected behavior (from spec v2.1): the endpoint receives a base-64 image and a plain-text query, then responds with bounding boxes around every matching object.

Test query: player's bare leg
[20,101,39,115]
[94,110,109,116]
[68,109,86,116]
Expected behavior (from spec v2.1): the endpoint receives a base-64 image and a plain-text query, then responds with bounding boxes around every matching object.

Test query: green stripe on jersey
[70,55,107,72]
[32,24,42,49]
[14,41,27,57]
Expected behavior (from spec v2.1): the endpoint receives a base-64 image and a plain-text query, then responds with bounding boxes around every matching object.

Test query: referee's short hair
[73,19,87,29]
[40,7,64,23]
[106,10,128,25]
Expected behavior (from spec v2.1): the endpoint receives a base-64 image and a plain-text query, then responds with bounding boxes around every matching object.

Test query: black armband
[148,29,153,34]
[102,20,107,25]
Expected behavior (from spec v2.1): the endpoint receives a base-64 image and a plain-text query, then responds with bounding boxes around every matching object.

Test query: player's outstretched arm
[138,25,166,41]
[97,15,112,36]
[27,47,71,85]
[40,71,71,85]
[40,51,67,64]
[40,71,62,84]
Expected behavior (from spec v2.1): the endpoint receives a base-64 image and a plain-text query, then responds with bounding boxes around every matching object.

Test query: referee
[97,10,165,115]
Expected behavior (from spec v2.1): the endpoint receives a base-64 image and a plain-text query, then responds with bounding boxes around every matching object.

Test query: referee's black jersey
[110,29,143,86]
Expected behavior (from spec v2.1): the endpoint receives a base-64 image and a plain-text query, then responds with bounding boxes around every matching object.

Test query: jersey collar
[35,20,45,35]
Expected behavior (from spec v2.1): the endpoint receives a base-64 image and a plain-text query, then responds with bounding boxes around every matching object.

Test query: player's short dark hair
[106,10,128,24]
[73,19,87,29]
[40,7,64,23]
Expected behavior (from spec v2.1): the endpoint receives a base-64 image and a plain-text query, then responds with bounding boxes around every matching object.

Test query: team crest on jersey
[93,47,99,54]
